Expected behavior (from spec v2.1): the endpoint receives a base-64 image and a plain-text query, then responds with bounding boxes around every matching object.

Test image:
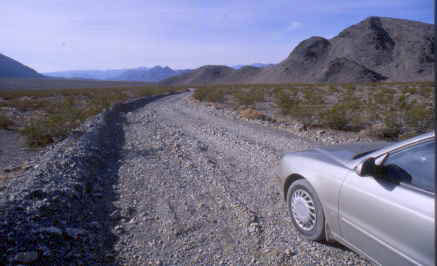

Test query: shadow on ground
[95,93,174,265]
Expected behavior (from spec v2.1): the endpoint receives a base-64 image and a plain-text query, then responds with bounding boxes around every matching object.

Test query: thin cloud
[287,21,302,31]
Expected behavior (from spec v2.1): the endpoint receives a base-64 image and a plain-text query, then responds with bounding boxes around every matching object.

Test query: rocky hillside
[162,16,434,85]
[161,65,266,85]
[161,65,235,85]
[0,53,43,78]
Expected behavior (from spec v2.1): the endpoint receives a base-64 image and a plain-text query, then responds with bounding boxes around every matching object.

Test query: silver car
[277,131,435,265]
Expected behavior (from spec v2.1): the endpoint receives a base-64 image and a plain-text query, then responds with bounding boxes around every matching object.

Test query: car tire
[287,179,325,241]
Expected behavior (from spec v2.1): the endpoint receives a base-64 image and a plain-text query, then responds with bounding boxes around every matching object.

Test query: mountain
[44,69,127,80]
[162,16,434,85]
[161,65,234,85]
[114,66,190,82]
[0,53,43,78]
[231,63,273,69]
[45,66,191,82]
[161,65,267,85]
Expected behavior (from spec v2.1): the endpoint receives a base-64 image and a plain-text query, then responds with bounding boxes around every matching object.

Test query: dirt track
[111,92,371,265]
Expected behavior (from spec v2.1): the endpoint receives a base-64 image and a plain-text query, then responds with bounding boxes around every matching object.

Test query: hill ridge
[161,16,434,85]
[0,53,43,78]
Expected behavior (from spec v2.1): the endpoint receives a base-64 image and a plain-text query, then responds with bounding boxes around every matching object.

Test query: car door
[338,140,435,266]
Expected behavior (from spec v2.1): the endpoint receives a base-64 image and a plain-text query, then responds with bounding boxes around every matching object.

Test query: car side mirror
[355,154,388,177]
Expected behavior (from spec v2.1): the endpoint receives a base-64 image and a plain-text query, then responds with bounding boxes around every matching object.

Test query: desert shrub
[240,108,267,120]
[418,87,433,98]
[206,88,225,103]
[302,89,324,105]
[343,84,355,91]
[21,120,55,147]
[21,114,74,147]
[192,87,208,101]
[398,94,408,109]
[273,89,299,114]
[365,122,402,140]
[320,103,349,130]
[290,105,324,128]
[232,88,265,107]
[21,99,84,147]
[4,99,54,112]
[320,92,366,131]
[341,91,362,108]
[381,87,396,95]
[328,86,339,94]
[273,88,324,127]
[380,111,403,139]
[0,114,14,129]
[373,90,395,106]
[193,86,226,103]
[402,87,417,95]
[403,104,433,134]
[16,86,181,147]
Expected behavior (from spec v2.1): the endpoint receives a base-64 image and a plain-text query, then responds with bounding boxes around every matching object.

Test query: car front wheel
[287,179,325,241]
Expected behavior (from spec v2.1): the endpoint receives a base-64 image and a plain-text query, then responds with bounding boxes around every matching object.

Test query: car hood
[312,141,390,167]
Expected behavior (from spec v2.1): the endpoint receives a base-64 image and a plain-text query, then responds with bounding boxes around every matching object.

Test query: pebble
[65,228,86,239]
[37,226,63,236]
[14,251,39,264]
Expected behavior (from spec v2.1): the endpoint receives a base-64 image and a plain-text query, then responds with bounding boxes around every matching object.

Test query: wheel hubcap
[291,189,316,231]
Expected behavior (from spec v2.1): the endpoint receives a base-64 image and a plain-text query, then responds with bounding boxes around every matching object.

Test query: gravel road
[111,92,371,265]
[1,91,372,265]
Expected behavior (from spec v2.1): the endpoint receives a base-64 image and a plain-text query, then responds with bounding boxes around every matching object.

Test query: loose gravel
[113,92,372,265]
[0,91,373,265]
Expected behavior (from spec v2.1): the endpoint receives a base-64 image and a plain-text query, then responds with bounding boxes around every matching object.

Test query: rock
[14,251,39,263]
[248,222,260,233]
[38,245,51,257]
[285,248,296,256]
[37,226,63,236]
[297,124,307,132]
[65,228,86,239]
[115,225,124,233]
[88,221,101,229]
[4,166,22,173]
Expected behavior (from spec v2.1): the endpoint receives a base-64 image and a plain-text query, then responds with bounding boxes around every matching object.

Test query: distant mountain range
[162,16,434,85]
[0,53,43,78]
[43,64,272,82]
[114,66,192,82]
[44,66,191,82]
[43,69,126,80]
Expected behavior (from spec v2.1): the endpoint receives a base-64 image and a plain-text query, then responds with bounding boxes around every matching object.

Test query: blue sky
[2,0,433,72]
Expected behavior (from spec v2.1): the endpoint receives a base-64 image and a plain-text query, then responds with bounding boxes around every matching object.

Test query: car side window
[383,140,435,193]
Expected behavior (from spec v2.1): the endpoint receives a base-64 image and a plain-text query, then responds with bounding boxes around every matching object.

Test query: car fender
[278,153,350,238]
